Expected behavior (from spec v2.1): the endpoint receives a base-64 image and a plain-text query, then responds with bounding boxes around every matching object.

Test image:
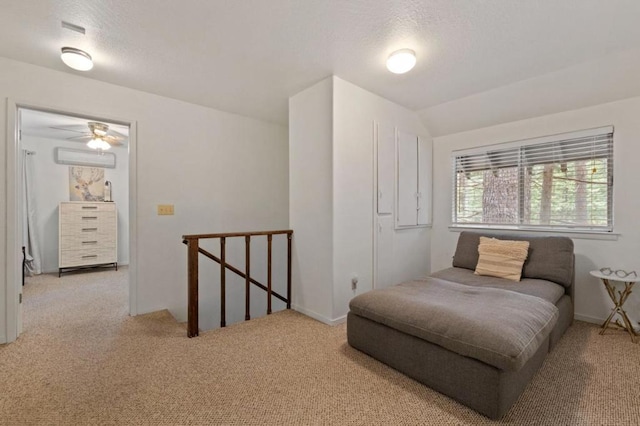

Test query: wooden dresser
[58,202,118,276]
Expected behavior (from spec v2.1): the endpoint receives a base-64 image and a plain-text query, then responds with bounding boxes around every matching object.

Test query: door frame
[4,98,138,343]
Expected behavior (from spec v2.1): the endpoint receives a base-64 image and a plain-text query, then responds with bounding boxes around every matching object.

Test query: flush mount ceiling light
[87,138,111,150]
[60,47,93,71]
[386,49,416,74]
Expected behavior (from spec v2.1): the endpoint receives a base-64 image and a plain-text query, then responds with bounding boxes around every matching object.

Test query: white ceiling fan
[50,121,126,150]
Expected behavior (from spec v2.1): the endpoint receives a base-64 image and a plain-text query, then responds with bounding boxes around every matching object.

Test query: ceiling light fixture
[60,47,93,71]
[90,122,109,136]
[87,138,111,150]
[386,49,416,74]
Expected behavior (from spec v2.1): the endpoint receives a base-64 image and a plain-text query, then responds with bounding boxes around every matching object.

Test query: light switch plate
[157,204,174,215]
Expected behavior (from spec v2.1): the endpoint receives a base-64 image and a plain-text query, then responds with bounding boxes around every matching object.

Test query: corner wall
[289,77,335,322]
[332,77,432,320]
[431,96,640,324]
[289,76,433,324]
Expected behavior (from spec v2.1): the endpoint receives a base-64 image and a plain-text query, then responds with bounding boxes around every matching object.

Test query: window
[452,126,613,232]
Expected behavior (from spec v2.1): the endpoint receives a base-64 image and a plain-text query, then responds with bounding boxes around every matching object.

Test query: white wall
[21,136,129,273]
[289,77,334,322]
[1,57,289,341]
[332,77,432,320]
[431,96,640,325]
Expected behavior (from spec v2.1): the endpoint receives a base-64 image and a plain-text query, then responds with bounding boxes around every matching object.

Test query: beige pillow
[474,237,530,282]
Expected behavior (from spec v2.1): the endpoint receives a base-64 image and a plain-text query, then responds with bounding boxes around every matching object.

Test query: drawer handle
[82,241,98,244]
[82,228,98,231]
[81,216,98,220]
[82,255,98,258]
[82,206,98,209]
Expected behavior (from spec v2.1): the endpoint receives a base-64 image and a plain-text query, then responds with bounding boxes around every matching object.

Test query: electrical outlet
[351,276,358,291]
[157,204,174,215]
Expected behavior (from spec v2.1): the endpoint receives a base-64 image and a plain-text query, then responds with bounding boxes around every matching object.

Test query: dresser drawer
[59,233,116,251]
[60,225,115,239]
[59,202,116,212]
[60,210,116,225]
[60,247,116,268]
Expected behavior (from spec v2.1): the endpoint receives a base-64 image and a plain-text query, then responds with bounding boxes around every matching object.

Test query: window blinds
[452,126,613,231]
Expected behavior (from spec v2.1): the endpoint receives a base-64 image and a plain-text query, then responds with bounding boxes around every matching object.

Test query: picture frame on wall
[69,166,105,201]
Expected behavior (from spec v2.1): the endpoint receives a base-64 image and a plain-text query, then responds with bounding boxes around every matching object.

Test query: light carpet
[1,268,639,425]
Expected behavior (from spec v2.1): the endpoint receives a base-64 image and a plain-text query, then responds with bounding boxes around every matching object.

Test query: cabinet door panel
[375,215,394,289]
[397,131,418,227]
[376,122,394,214]
[418,136,433,225]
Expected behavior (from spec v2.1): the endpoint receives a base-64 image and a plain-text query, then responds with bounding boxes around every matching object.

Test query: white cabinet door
[376,122,395,214]
[397,131,418,227]
[375,215,394,289]
[417,136,432,225]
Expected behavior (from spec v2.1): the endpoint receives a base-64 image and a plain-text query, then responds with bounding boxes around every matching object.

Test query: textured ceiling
[1,0,640,128]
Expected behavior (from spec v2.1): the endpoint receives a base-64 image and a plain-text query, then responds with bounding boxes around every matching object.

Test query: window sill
[448,225,619,241]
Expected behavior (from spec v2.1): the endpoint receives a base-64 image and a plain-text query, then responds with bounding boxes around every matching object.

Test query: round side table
[590,270,639,343]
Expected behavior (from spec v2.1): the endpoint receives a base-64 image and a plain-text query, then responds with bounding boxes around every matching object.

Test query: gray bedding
[349,277,559,371]
[431,267,566,304]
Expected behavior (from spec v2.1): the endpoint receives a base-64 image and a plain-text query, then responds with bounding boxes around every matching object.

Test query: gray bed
[347,231,574,419]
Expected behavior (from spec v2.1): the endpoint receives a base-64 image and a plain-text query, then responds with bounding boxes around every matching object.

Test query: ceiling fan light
[87,138,110,150]
[89,122,109,136]
[386,49,416,74]
[61,47,93,71]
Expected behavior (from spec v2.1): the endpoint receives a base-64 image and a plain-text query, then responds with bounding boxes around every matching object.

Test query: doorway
[5,102,138,343]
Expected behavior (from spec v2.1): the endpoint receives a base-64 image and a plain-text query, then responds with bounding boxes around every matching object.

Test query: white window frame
[450,126,614,234]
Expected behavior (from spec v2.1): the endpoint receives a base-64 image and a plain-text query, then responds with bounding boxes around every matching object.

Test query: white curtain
[22,150,42,275]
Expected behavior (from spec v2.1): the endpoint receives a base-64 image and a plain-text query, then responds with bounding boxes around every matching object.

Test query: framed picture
[69,166,105,201]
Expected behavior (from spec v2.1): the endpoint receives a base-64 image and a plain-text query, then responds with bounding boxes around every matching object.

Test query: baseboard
[292,305,347,326]
[330,314,347,325]
[574,313,605,325]
[0,333,6,345]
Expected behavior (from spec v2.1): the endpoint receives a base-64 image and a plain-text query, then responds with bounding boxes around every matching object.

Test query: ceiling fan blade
[107,129,127,139]
[104,135,124,146]
[50,125,88,134]
[67,135,93,142]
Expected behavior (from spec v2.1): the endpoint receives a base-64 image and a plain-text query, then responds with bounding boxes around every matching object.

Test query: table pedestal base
[600,278,638,343]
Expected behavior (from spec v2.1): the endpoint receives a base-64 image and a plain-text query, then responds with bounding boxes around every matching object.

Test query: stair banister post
[187,238,199,337]
[267,234,272,315]
[220,237,226,328]
[245,235,251,321]
[287,232,292,309]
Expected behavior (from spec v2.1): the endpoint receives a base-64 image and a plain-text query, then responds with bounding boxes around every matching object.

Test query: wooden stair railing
[182,230,293,337]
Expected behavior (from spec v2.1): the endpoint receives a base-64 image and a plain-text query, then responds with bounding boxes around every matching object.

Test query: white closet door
[417,136,433,225]
[376,122,394,214]
[397,131,418,227]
